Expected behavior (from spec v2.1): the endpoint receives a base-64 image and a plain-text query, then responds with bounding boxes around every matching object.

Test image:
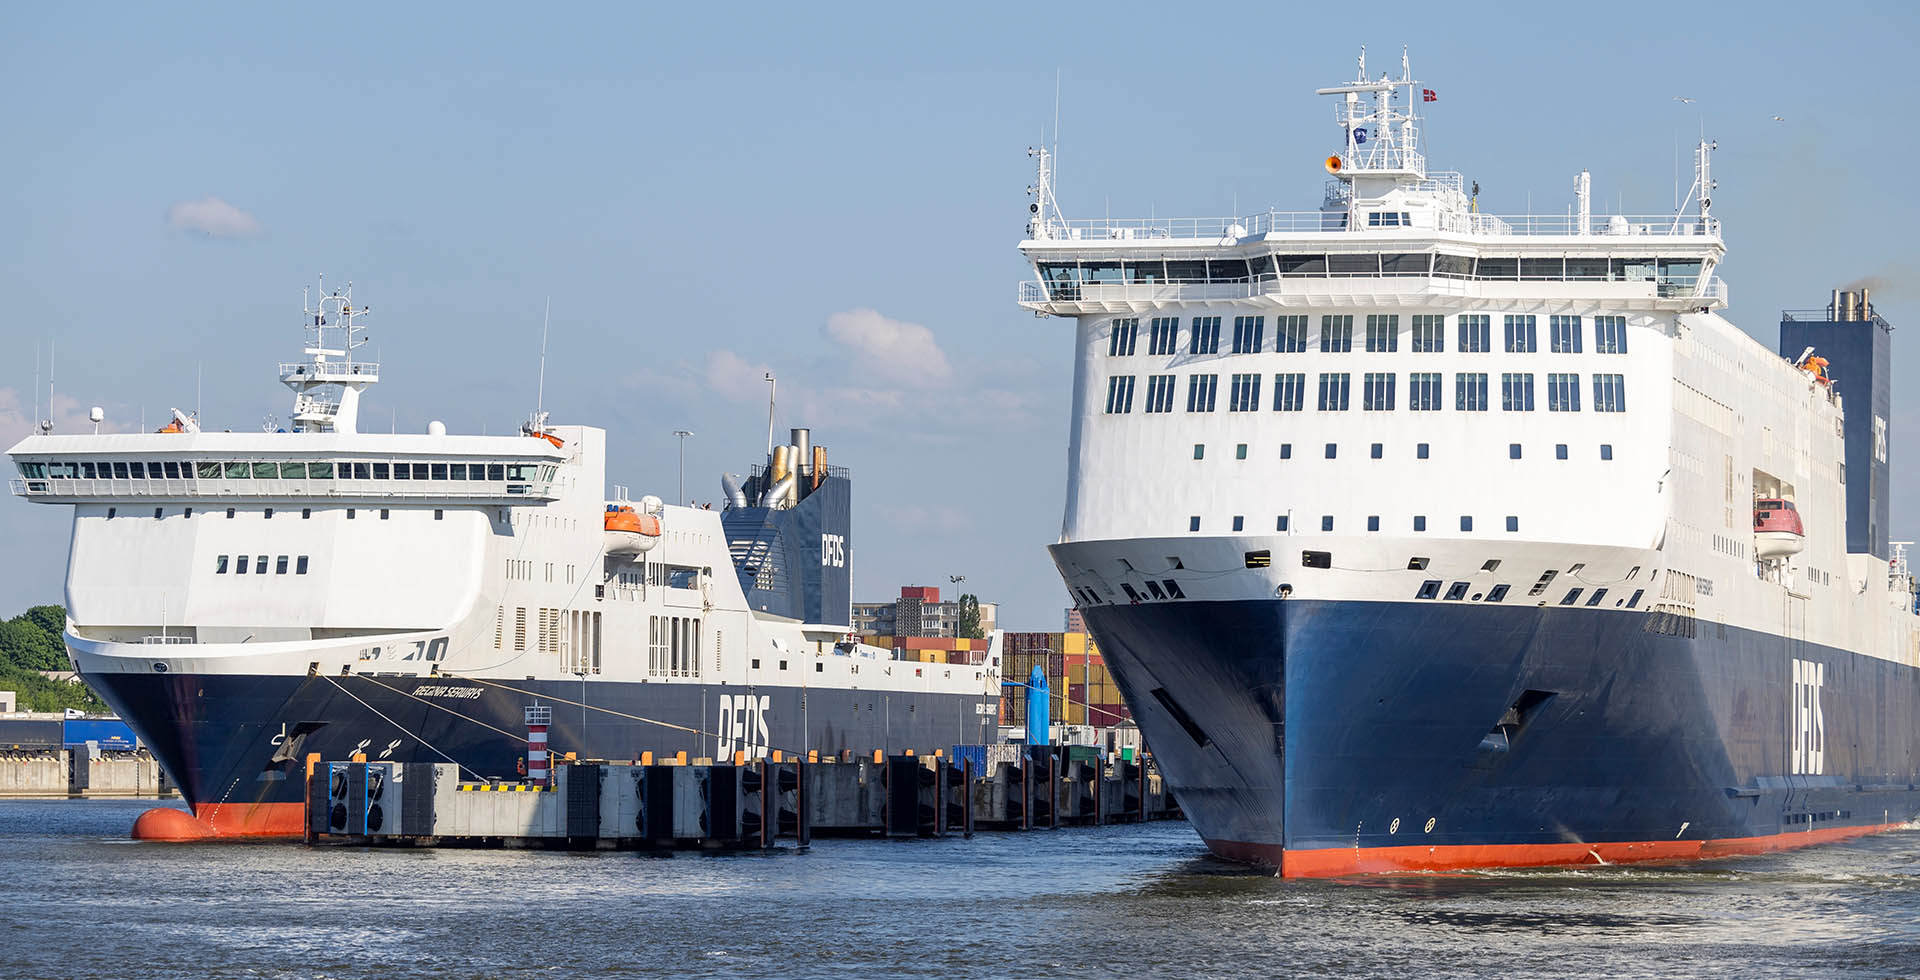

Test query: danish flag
[1422,88,1437,102]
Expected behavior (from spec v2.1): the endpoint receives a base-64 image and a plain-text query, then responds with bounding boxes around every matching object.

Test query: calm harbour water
[3,799,1920,979]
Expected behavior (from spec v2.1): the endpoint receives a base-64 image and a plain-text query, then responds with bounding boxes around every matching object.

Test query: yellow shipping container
[1061,632,1088,654]
[917,650,940,663]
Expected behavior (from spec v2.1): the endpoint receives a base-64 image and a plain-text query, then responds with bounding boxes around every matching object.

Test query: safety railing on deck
[1032,211,1720,242]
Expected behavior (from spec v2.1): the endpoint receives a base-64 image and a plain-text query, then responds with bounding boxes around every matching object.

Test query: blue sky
[3,1,1917,629]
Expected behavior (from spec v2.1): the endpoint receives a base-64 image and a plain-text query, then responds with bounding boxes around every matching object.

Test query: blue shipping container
[64,719,138,752]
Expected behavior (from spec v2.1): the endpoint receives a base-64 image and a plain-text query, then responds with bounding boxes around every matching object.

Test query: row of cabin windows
[106,506,412,520]
[1105,371,1626,413]
[21,459,539,482]
[1105,314,1629,358]
[214,554,311,575]
[1042,255,1701,285]
[1412,580,1646,609]
[1190,442,1615,461]
[1188,514,1525,533]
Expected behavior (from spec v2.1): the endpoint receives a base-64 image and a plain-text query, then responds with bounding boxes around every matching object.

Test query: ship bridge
[1017,47,1726,317]
[9,431,567,503]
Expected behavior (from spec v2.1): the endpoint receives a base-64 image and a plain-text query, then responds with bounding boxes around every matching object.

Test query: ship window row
[1043,255,1700,286]
[214,554,310,575]
[20,459,542,482]
[1413,580,1643,608]
[1187,441,1616,462]
[1102,314,1627,357]
[1105,372,1625,413]
[1191,514,1525,534]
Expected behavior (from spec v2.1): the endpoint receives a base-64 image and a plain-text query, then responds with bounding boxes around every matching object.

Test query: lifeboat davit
[604,504,661,555]
[1753,498,1805,558]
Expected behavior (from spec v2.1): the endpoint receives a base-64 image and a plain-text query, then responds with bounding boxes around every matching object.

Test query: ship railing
[9,475,555,500]
[1033,211,1721,242]
[141,635,193,645]
[279,361,381,383]
[1020,273,1728,307]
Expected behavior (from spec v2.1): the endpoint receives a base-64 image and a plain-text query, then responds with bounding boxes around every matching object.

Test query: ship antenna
[535,297,550,431]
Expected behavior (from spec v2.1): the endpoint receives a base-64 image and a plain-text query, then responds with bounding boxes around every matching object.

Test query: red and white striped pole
[525,704,553,786]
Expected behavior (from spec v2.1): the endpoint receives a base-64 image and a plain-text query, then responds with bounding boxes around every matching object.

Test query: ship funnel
[720,472,748,509]
[790,428,811,473]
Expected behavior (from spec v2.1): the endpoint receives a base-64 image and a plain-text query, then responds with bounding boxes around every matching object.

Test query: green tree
[0,616,65,671]
[955,594,983,639]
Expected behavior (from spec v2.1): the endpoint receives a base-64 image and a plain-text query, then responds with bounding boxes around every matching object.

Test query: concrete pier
[307,748,1181,849]
[0,749,170,798]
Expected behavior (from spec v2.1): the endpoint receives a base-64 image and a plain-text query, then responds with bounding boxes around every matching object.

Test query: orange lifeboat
[1753,497,1805,558]
[604,504,661,555]
[1800,355,1831,387]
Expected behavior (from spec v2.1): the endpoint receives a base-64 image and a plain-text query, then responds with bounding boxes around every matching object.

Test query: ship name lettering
[716,694,772,761]
[1790,658,1825,776]
[412,685,484,700]
[821,533,846,568]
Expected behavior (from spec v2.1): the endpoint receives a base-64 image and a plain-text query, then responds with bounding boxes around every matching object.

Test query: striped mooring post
[525,704,553,786]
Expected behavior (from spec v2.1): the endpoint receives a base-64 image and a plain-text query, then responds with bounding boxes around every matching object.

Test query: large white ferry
[1018,50,1920,875]
[8,283,1000,838]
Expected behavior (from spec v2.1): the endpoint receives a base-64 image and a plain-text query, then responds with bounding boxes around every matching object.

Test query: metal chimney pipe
[1861,288,1871,320]
[790,428,811,473]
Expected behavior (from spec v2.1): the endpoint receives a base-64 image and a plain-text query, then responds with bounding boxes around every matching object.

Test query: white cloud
[0,388,125,448]
[704,350,777,401]
[166,197,261,238]
[823,309,952,386]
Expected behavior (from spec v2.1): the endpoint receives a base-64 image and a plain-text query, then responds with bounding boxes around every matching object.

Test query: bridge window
[430,463,448,480]
[1434,253,1472,278]
[1566,258,1609,280]
[1275,254,1326,276]
[372,463,390,479]
[1478,257,1518,280]
[1380,253,1429,276]
[1328,254,1379,276]
[310,462,334,479]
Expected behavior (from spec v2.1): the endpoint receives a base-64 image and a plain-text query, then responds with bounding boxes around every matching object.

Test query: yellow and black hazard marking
[456,783,553,792]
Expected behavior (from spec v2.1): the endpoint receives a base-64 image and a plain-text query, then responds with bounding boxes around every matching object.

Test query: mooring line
[320,673,485,780]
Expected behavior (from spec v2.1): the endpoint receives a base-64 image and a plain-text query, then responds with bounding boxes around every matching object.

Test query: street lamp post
[673,430,693,506]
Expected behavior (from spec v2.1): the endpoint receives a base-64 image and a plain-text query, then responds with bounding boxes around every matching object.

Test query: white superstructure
[1021,48,1918,668]
[8,281,997,757]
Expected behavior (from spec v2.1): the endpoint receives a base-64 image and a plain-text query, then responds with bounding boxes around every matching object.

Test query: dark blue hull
[85,669,994,835]
[1083,598,1920,874]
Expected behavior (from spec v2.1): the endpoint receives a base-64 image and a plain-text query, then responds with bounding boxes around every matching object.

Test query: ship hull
[1081,596,1920,876]
[84,667,996,837]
